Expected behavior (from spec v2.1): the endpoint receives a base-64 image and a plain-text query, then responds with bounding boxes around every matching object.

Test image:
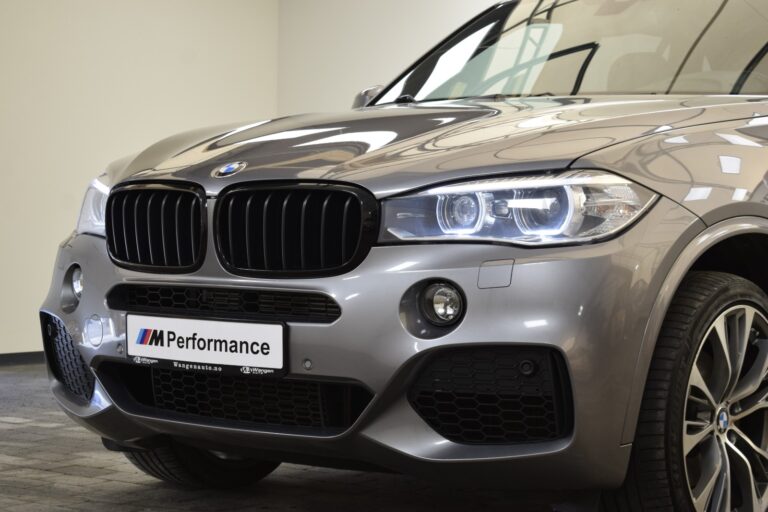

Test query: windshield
[374,0,768,104]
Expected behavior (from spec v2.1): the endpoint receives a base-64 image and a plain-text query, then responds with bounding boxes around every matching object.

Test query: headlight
[76,177,110,237]
[379,170,657,246]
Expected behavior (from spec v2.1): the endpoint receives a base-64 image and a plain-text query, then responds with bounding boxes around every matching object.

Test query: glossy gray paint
[41,92,768,488]
[109,95,768,198]
[577,114,768,225]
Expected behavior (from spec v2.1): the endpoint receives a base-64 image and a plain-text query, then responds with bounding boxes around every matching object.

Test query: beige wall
[277,0,500,114]
[0,0,499,354]
[0,0,279,354]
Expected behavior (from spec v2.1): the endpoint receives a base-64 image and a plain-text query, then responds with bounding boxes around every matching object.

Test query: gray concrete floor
[0,363,580,511]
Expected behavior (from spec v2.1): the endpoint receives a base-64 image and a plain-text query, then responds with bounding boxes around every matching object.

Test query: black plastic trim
[106,284,342,324]
[407,345,574,445]
[94,360,374,437]
[105,181,208,274]
[214,181,379,279]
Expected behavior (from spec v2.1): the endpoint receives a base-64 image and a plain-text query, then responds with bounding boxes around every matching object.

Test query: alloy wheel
[684,304,768,512]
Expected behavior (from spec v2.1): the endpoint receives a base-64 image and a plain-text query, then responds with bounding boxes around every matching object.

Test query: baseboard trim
[0,351,45,366]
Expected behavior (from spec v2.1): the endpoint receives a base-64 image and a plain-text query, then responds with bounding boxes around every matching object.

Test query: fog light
[422,283,464,326]
[71,266,83,300]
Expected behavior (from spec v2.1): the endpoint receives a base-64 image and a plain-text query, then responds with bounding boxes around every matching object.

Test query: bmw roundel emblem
[717,409,730,433]
[212,161,248,178]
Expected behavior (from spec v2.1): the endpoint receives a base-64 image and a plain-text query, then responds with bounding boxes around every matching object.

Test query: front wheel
[604,272,768,511]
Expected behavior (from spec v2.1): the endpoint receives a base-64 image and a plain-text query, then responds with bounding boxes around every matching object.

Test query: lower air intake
[409,347,572,445]
[40,313,95,402]
[97,363,374,436]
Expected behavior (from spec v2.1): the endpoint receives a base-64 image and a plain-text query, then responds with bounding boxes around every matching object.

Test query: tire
[603,271,768,511]
[124,441,280,489]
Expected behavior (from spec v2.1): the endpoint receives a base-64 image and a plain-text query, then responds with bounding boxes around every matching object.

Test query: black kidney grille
[107,284,341,323]
[409,347,572,445]
[106,184,205,272]
[216,185,375,276]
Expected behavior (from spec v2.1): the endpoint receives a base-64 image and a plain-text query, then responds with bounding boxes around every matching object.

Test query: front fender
[622,216,768,444]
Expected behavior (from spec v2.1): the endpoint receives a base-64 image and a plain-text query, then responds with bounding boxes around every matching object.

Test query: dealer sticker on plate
[126,315,284,374]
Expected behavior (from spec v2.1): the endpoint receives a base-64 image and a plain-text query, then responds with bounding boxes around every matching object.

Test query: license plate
[126,315,284,375]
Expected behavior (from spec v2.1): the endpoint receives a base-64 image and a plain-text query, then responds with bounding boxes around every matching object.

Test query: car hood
[111,95,767,198]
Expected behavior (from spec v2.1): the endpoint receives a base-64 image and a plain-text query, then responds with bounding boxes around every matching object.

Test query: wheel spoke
[731,426,768,506]
[726,440,760,512]
[708,439,731,512]
[724,307,754,399]
[685,420,715,456]
[692,438,725,512]
[731,340,768,403]
[731,426,768,463]
[734,392,768,420]
[710,315,734,403]
[690,364,718,409]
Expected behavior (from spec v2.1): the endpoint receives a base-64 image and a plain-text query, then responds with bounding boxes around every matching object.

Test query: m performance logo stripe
[137,329,153,345]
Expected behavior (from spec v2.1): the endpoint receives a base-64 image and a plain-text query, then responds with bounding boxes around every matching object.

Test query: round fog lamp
[71,266,83,300]
[422,283,463,326]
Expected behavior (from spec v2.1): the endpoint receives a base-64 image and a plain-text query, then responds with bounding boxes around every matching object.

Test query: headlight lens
[76,177,110,237]
[379,170,657,246]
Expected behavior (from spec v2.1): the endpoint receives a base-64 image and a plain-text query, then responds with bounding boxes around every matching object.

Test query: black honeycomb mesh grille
[40,313,95,402]
[151,369,324,426]
[98,363,373,435]
[409,347,572,445]
[107,285,341,324]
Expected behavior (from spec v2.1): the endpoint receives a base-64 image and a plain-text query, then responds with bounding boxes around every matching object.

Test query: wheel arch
[621,217,768,444]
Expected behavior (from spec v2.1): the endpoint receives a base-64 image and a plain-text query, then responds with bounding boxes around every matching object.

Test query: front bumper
[40,197,702,489]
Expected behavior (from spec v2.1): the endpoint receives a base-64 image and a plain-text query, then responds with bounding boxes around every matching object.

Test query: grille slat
[226,195,237,266]
[217,184,376,278]
[280,193,291,270]
[106,184,205,273]
[320,194,331,268]
[262,193,273,270]
[107,284,342,323]
[133,193,143,264]
[160,194,170,266]
[146,193,156,265]
[189,197,198,258]
[121,195,131,262]
[174,195,183,265]
[245,195,255,268]
[300,193,311,268]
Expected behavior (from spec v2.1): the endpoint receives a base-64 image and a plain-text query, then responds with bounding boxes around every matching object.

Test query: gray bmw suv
[40,1,768,510]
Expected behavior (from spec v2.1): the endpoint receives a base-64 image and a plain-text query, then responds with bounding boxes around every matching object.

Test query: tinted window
[375,0,768,104]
